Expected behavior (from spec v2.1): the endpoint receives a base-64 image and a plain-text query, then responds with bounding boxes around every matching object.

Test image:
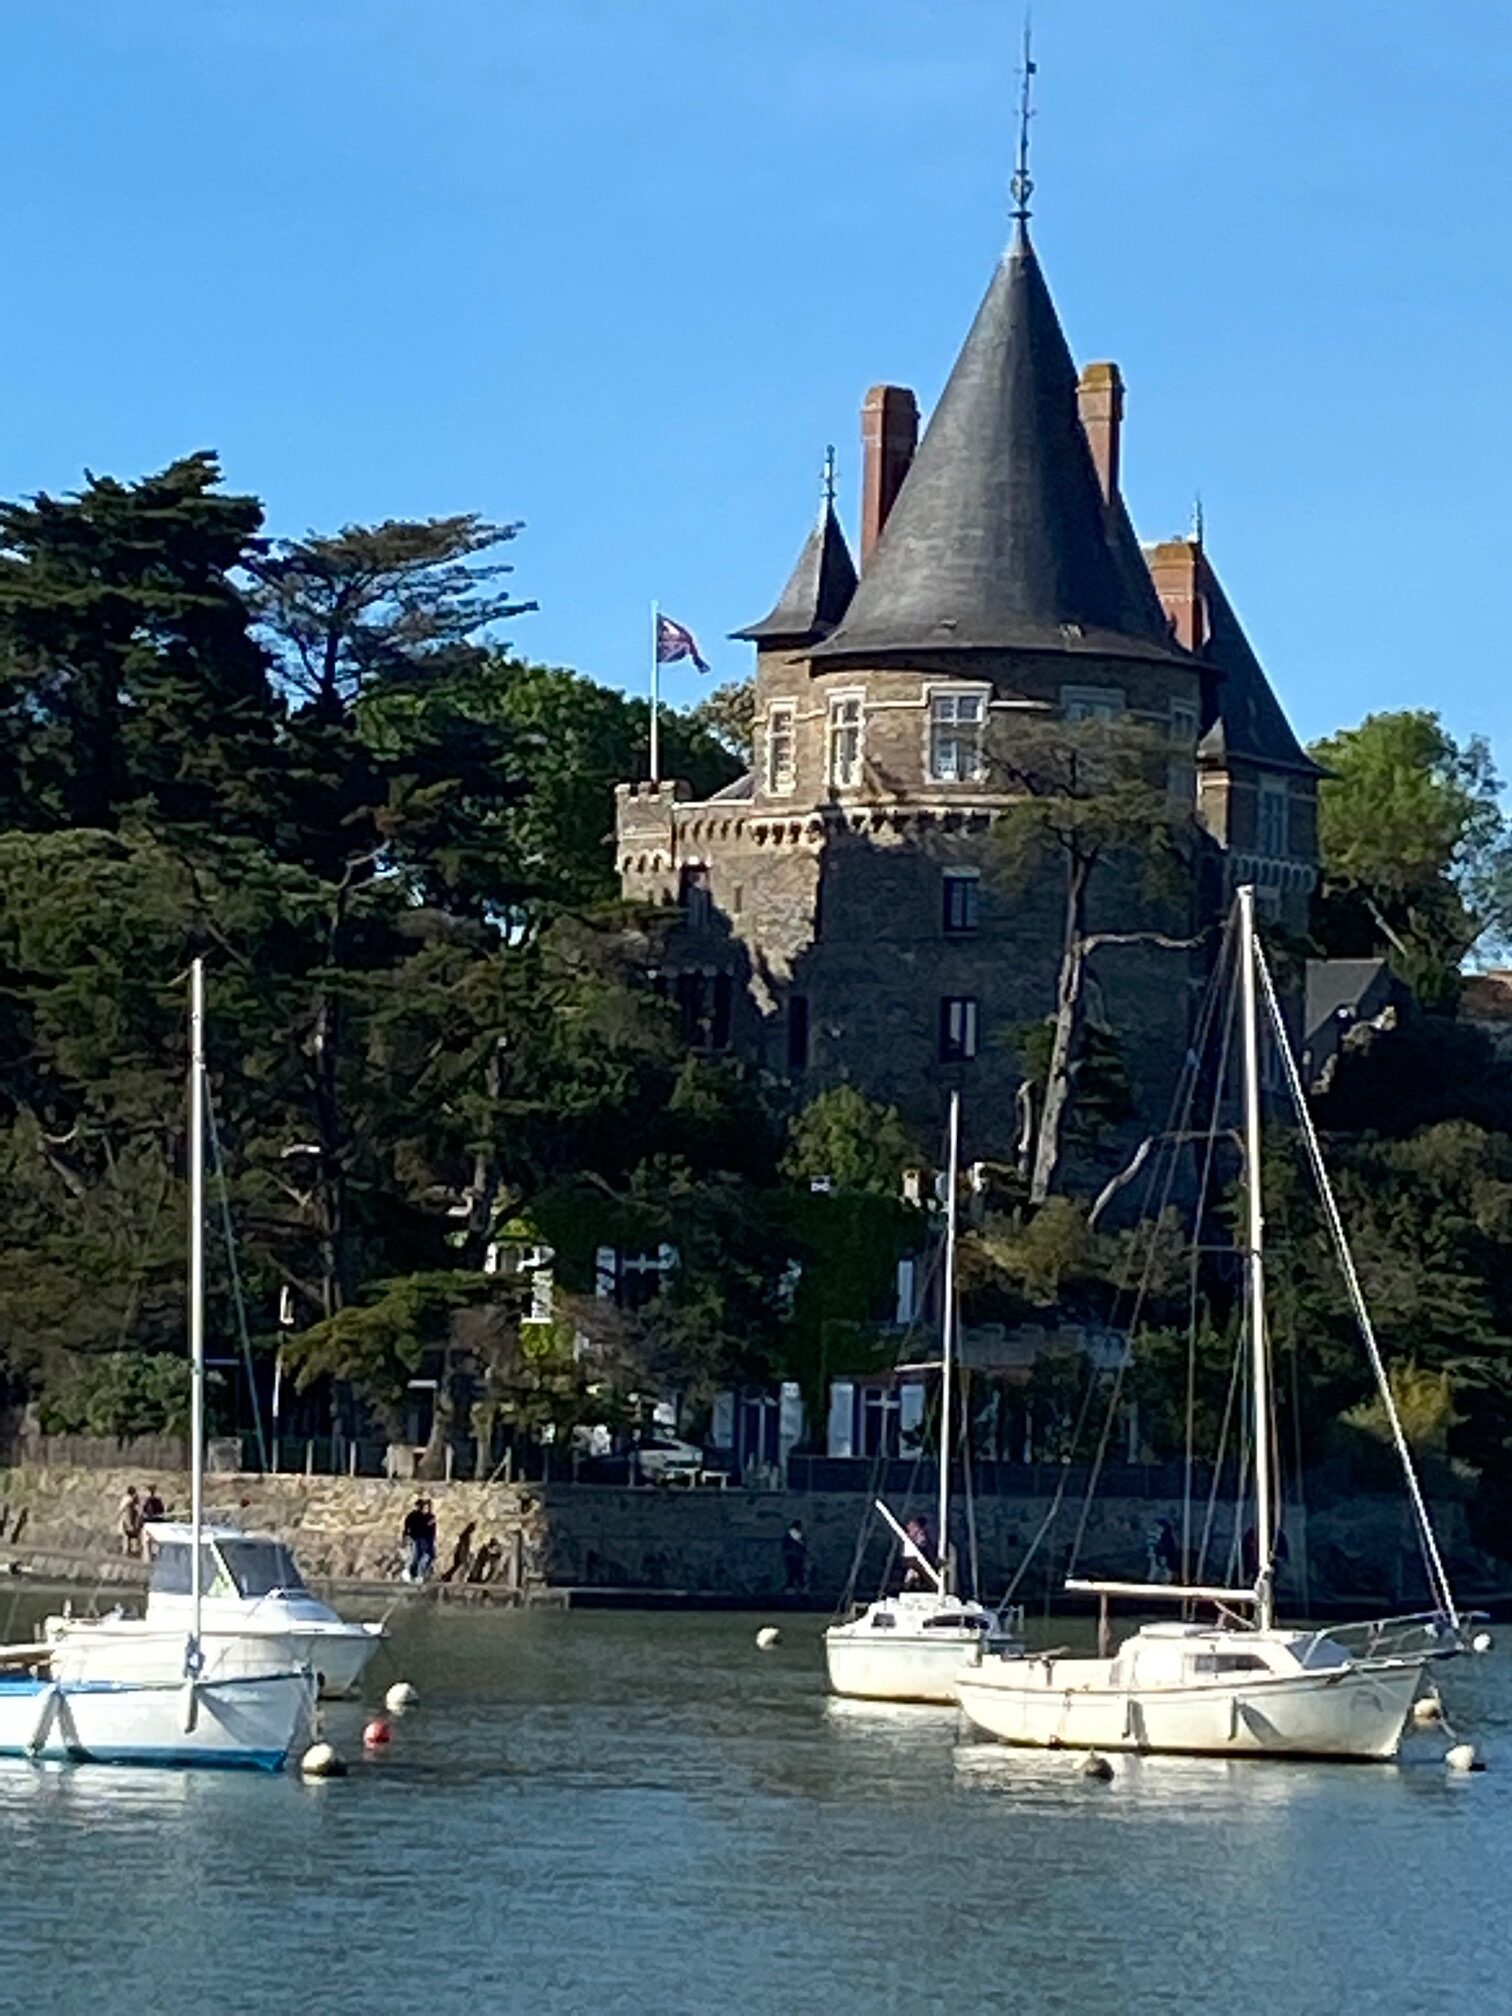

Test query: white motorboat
[954,888,1469,1764]
[5,959,318,1772]
[826,1093,1024,1703]
[47,1522,384,1700]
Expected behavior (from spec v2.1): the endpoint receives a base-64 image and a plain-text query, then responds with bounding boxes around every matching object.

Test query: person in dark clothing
[141,1483,165,1523]
[1147,1518,1181,1584]
[401,1495,430,1581]
[781,1519,808,1595]
[417,1496,438,1579]
[902,1517,932,1591]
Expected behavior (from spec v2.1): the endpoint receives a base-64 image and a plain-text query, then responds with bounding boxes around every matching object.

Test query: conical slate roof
[733,498,858,646]
[813,229,1182,664]
[1196,562,1322,776]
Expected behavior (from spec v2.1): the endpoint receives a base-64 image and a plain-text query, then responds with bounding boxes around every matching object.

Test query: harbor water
[2,1600,1508,2015]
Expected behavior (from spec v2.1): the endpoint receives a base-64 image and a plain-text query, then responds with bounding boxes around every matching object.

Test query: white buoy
[755,1626,781,1651]
[1412,1695,1443,1726]
[385,1680,420,1715]
[299,1741,348,1779]
[1445,1743,1484,1773]
[1472,1630,1494,1656]
[1078,1750,1115,1782]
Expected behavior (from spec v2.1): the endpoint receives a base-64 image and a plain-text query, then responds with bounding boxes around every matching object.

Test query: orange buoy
[363,1716,393,1749]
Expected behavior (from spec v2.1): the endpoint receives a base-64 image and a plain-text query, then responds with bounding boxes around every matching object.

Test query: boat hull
[48,1614,382,1700]
[0,1669,317,1771]
[826,1627,993,1705]
[955,1656,1424,1762]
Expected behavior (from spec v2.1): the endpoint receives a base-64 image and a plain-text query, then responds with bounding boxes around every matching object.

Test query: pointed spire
[813,233,1181,663]
[1010,20,1036,241]
[732,449,858,646]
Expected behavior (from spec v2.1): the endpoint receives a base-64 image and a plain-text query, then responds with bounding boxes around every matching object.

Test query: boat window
[217,1539,309,1598]
[870,1612,897,1630]
[923,1614,989,1630]
[1191,1653,1269,1675]
[149,1542,222,1597]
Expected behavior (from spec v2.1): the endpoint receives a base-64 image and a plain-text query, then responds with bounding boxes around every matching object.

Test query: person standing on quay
[118,1485,143,1558]
[401,1494,429,1581]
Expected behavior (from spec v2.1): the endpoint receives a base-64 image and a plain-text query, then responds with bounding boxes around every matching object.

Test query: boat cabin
[1109,1622,1348,1689]
[146,1523,309,1605]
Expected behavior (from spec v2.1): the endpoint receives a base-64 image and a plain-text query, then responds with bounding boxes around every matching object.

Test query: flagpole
[649,598,661,785]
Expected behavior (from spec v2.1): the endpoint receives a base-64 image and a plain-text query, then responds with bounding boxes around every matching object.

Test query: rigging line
[1066,910,1237,1576]
[1255,943,1460,1627]
[1183,939,1241,1582]
[1289,1324,1313,1614]
[204,1082,271,1476]
[1194,1320,1246,1590]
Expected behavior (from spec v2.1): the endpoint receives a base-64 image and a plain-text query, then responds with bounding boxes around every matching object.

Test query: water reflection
[0,1602,1502,2016]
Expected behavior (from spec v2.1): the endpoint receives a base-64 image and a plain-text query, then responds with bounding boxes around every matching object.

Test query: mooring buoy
[299,1741,348,1779]
[385,1680,420,1714]
[756,1626,781,1650]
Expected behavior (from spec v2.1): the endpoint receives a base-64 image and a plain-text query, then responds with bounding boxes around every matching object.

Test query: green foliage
[686,677,755,764]
[1310,710,1512,1006]
[37,1352,194,1439]
[782,1085,919,1197]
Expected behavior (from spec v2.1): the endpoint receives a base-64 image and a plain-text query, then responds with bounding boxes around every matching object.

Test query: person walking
[400,1494,429,1581]
[118,1485,143,1559]
[417,1496,438,1580]
[141,1482,165,1522]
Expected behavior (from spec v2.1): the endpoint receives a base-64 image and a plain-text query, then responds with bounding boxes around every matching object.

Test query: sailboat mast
[937,1091,961,1595]
[1237,888,1275,1630]
[188,957,206,1665]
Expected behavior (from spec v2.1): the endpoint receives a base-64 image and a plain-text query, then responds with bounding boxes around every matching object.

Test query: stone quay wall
[0,1464,1499,1610]
[0,1466,538,1589]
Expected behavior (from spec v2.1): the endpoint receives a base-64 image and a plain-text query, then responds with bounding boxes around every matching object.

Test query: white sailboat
[0,959,317,1770]
[956,887,1467,1762]
[826,1092,1022,1704]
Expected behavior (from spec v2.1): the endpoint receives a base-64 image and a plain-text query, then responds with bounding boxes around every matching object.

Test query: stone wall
[2,1465,1498,1610]
[0,1466,537,1587]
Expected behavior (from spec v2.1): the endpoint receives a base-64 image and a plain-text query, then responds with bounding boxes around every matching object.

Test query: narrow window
[1168,701,1198,804]
[787,994,810,1070]
[827,693,863,789]
[928,692,986,782]
[939,996,979,1062]
[1257,778,1288,857]
[679,864,712,928]
[942,869,980,936]
[766,703,796,794]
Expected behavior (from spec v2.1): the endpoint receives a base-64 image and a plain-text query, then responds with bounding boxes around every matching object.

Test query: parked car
[632,1434,704,1485]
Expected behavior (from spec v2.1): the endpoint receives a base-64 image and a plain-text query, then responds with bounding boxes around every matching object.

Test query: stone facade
[617,221,1320,1164]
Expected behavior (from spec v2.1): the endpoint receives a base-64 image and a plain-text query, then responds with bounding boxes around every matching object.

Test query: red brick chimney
[1077,361,1123,503]
[860,384,918,567]
[1146,538,1208,653]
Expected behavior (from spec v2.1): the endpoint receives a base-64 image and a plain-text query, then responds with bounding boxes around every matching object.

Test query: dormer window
[928,691,986,782]
[766,702,796,795]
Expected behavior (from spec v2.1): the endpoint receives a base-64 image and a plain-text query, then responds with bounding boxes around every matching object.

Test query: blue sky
[5,1,1509,757]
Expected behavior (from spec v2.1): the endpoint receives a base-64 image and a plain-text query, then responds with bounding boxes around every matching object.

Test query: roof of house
[1195,561,1323,777]
[733,497,858,645]
[811,227,1185,666]
[1304,958,1394,1048]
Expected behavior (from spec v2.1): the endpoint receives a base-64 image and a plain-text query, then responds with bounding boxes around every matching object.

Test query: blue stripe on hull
[0,1743,287,1771]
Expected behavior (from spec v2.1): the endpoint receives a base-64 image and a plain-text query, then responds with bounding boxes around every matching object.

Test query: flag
[655,612,710,674]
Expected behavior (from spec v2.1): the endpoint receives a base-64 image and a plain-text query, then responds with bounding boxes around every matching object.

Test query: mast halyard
[938,1091,961,1596]
[1237,888,1276,1631]
[187,957,206,1688]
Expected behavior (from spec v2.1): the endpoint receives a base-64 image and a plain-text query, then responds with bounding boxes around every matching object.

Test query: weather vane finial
[821,444,837,510]
[1010,19,1037,234]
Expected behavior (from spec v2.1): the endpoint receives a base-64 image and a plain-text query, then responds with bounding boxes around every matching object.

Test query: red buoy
[363,1716,392,1748]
